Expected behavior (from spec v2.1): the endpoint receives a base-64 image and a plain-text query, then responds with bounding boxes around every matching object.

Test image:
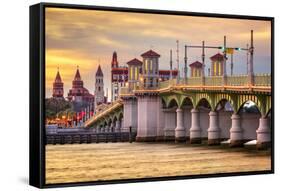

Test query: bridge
[85,31,271,150]
[85,73,271,149]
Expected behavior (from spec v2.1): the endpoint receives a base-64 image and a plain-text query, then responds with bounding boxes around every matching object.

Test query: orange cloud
[45,7,271,99]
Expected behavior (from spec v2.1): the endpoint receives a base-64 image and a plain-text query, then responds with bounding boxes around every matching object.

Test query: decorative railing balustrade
[205,76,223,86]
[119,74,271,95]
[226,75,248,86]
[254,73,271,86]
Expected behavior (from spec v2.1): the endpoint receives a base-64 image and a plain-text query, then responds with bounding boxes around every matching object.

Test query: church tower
[95,65,105,107]
[52,68,64,98]
[111,51,119,68]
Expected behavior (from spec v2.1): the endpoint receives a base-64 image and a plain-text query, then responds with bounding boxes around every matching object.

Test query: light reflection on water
[46,143,271,184]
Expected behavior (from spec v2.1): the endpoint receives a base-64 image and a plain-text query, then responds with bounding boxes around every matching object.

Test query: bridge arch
[266,108,271,118]
[237,100,261,115]
[179,96,195,108]
[215,98,235,112]
[117,111,123,121]
[195,94,214,110]
[167,98,179,108]
[236,95,263,114]
[195,97,212,110]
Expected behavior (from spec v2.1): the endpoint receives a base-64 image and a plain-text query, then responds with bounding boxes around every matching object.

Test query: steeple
[96,65,103,77]
[74,65,81,81]
[72,66,83,89]
[52,68,64,98]
[111,51,118,68]
[54,68,62,83]
[95,65,105,107]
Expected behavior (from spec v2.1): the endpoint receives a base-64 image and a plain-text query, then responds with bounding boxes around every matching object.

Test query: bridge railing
[119,74,271,95]
[85,100,123,127]
[120,87,131,95]
[254,73,271,86]
[226,75,248,86]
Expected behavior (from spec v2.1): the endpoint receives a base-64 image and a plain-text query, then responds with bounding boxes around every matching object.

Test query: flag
[226,48,234,54]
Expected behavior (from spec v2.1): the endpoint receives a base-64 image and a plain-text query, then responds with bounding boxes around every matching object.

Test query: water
[46,142,271,184]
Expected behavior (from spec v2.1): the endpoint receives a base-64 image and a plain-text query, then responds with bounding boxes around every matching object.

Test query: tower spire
[111,51,119,68]
[74,65,81,80]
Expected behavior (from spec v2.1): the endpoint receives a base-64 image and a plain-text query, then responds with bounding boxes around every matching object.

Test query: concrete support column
[208,111,221,145]
[256,117,271,149]
[230,114,243,147]
[190,109,201,144]
[110,123,114,132]
[175,108,186,142]
[93,127,97,133]
[100,126,104,132]
[163,110,176,141]
[115,120,121,132]
[104,125,109,133]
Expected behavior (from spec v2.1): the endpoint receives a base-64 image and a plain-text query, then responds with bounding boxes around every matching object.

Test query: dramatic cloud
[45,8,271,99]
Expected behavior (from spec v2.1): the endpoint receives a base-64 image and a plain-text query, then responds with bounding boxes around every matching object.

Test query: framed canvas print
[29,2,274,188]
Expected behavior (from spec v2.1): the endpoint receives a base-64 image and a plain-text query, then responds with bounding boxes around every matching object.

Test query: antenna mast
[170,49,173,80]
[176,40,179,83]
[184,45,188,83]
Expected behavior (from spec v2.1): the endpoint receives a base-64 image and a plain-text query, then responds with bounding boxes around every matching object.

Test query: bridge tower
[210,53,224,76]
[140,49,160,88]
[134,49,162,141]
[189,61,203,77]
[127,58,142,91]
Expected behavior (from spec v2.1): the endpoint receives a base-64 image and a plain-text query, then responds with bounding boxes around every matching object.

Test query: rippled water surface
[46,143,271,184]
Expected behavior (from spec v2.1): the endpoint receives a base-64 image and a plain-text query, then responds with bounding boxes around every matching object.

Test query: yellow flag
[226,48,234,54]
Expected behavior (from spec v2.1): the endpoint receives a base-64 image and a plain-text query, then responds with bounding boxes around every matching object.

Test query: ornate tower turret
[210,53,225,76]
[95,65,105,106]
[52,68,64,98]
[189,61,203,77]
[127,58,142,91]
[140,49,160,88]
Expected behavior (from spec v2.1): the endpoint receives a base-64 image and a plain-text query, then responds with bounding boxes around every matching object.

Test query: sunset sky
[45,7,271,100]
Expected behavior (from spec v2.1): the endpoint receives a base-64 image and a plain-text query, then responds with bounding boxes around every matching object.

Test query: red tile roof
[127,58,143,66]
[141,49,160,57]
[210,53,224,61]
[189,61,203,68]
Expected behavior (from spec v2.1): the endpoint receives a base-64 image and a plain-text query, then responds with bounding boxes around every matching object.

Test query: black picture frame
[29,2,274,189]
